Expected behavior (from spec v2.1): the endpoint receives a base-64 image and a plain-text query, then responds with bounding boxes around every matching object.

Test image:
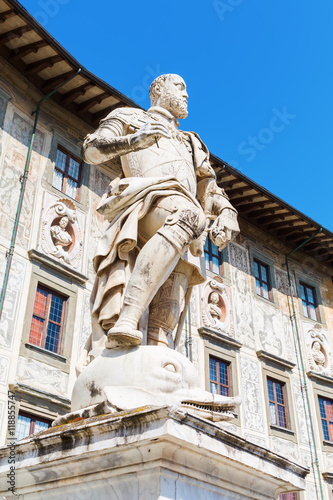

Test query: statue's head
[149,74,188,119]
[313,341,321,352]
[209,292,220,304]
[59,216,69,229]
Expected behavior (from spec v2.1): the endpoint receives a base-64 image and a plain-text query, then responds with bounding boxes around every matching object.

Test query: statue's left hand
[209,208,239,251]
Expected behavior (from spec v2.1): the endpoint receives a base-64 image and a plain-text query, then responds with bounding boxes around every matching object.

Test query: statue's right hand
[129,121,172,150]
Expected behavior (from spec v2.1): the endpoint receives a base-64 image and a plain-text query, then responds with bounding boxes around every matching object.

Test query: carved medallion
[40,194,83,269]
[305,323,332,376]
[201,276,232,335]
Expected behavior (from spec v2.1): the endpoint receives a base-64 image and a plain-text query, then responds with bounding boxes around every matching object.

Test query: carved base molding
[9,383,70,410]
[0,407,308,499]
[256,350,296,370]
[307,370,333,386]
[28,249,88,284]
[198,326,242,350]
[322,472,333,484]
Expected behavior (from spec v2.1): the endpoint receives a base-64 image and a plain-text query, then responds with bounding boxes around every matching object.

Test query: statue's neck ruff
[148,106,180,130]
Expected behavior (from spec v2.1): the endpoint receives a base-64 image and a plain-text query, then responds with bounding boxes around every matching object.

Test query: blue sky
[21,0,333,230]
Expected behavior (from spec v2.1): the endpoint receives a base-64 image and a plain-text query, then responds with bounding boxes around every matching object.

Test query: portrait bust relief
[201,277,231,335]
[306,324,333,377]
[50,215,73,264]
[39,195,83,269]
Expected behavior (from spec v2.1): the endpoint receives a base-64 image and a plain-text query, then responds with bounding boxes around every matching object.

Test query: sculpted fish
[70,346,240,423]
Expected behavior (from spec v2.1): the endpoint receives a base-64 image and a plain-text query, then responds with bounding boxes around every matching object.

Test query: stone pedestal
[0,406,307,499]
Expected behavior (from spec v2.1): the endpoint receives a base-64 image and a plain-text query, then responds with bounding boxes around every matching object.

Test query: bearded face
[151,75,188,119]
[159,87,188,119]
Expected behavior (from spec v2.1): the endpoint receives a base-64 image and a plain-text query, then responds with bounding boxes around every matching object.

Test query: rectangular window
[279,493,298,500]
[209,356,231,397]
[204,238,222,274]
[52,147,82,200]
[300,283,318,321]
[29,285,67,354]
[319,396,333,441]
[254,259,271,300]
[267,378,289,429]
[16,411,51,441]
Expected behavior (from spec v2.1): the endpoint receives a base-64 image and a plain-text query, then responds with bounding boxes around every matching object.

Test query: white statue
[50,215,72,264]
[82,74,239,351]
[70,75,241,420]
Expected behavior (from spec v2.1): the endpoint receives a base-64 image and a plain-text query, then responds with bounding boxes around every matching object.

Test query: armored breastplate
[121,133,197,196]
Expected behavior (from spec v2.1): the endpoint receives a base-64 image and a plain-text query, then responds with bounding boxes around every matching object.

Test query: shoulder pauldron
[100,107,148,129]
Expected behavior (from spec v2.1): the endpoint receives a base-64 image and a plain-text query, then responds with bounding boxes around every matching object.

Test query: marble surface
[0,406,308,499]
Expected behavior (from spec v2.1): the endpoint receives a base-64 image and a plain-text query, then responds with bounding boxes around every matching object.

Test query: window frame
[261,362,296,442]
[201,333,241,426]
[52,146,82,202]
[28,284,67,355]
[267,377,290,429]
[310,377,333,451]
[299,282,319,322]
[295,272,324,325]
[253,258,272,301]
[318,396,333,443]
[204,237,223,275]
[249,247,277,306]
[16,410,51,440]
[20,264,78,372]
[209,355,232,397]
[44,132,90,210]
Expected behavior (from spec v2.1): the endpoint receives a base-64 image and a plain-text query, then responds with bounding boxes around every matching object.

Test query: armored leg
[147,259,193,347]
[107,196,205,348]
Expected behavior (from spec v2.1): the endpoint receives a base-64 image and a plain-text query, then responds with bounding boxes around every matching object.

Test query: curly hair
[149,74,172,102]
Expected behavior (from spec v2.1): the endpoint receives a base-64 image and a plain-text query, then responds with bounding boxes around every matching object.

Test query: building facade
[0,1,333,498]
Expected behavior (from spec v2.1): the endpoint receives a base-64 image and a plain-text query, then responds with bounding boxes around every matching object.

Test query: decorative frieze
[232,267,255,348]
[17,357,68,397]
[240,357,265,433]
[271,436,299,461]
[0,252,26,351]
[254,302,296,363]
[291,377,308,446]
[0,110,46,249]
[0,356,9,385]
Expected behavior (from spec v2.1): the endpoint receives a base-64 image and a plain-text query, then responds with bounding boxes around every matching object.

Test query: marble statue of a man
[82,74,239,351]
